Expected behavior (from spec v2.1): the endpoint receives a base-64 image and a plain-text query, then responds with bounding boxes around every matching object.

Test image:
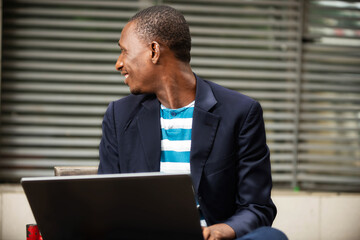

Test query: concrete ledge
[1,185,359,240]
[272,190,360,240]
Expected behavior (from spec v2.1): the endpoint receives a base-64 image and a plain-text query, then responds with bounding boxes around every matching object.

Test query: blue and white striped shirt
[160,101,194,174]
[160,101,207,226]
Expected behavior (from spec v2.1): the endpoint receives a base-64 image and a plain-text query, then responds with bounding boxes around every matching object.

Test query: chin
[130,88,143,95]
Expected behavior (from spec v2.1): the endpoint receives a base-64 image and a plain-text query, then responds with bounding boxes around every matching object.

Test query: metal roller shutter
[298,0,360,191]
[1,0,359,192]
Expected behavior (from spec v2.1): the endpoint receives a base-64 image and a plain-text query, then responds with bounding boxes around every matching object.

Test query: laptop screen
[21,172,204,240]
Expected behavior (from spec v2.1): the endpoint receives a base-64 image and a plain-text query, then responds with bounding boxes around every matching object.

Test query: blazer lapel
[190,76,220,193]
[137,97,161,171]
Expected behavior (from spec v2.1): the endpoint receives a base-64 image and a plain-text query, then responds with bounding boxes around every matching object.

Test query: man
[98,5,287,240]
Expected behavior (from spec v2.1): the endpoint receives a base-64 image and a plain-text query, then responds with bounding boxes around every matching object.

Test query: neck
[155,62,196,109]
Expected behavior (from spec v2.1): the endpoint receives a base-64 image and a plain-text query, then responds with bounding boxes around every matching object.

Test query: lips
[121,71,129,84]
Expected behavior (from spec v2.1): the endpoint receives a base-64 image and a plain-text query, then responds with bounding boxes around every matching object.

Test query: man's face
[115,21,155,95]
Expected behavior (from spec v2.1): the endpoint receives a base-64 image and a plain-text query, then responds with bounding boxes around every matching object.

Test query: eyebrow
[117,42,125,50]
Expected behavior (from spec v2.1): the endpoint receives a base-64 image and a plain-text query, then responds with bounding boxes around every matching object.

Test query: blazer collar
[135,76,221,194]
[190,75,220,194]
[137,96,161,171]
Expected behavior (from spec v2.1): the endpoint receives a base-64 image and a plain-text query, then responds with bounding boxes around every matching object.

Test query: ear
[151,41,160,64]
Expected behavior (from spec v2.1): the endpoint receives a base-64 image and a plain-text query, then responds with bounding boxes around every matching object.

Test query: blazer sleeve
[98,101,120,174]
[224,101,277,237]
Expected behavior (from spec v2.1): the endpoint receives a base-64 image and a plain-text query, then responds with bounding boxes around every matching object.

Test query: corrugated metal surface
[1,0,359,192]
[298,0,360,191]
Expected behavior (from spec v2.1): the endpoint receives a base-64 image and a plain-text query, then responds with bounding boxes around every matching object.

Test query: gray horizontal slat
[1,136,100,147]
[308,19,360,31]
[271,174,294,182]
[0,158,99,168]
[298,164,360,175]
[264,123,296,130]
[0,126,101,136]
[301,103,360,111]
[299,134,359,143]
[303,73,360,82]
[304,53,360,64]
[212,80,297,90]
[2,39,115,52]
[303,44,360,55]
[300,114,359,121]
[298,154,358,163]
[301,93,360,102]
[302,83,360,92]
[0,147,99,158]
[313,37,360,47]
[258,102,296,109]
[300,124,359,131]
[299,182,360,192]
[309,26,360,38]
[1,104,107,115]
[268,144,294,151]
[297,174,360,184]
[170,4,299,16]
[191,58,297,69]
[271,164,294,171]
[190,26,299,38]
[310,1,360,10]
[243,92,295,100]
[2,60,114,72]
[266,134,295,141]
[3,50,118,61]
[303,63,360,73]
[3,29,120,40]
[192,47,297,58]
[264,112,296,120]
[4,27,299,40]
[2,71,121,83]
[192,37,298,48]
[5,18,128,30]
[270,154,295,161]
[7,0,143,8]
[1,115,102,126]
[4,8,135,19]
[2,82,128,94]
[168,0,300,7]
[3,38,298,50]
[2,93,120,104]
[5,15,299,28]
[0,169,54,179]
[194,68,297,79]
[298,143,360,152]
[185,15,299,27]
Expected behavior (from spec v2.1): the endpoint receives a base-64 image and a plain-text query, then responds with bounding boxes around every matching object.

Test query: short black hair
[129,5,191,63]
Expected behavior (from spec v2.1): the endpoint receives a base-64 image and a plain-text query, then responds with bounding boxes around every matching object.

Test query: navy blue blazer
[98,75,276,237]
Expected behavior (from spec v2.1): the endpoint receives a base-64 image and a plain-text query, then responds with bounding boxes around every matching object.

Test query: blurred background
[1,0,359,192]
[0,1,359,240]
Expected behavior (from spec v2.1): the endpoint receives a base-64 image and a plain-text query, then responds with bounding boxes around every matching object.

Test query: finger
[202,227,210,240]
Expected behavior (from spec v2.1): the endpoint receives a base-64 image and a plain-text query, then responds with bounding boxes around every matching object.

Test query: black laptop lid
[21,173,203,240]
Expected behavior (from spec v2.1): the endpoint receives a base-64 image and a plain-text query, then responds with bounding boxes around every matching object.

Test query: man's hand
[202,223,236,240]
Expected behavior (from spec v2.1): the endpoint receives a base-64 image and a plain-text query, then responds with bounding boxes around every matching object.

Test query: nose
[115,55,123,71]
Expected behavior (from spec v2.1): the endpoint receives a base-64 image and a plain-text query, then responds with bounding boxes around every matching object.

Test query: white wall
[0,185,359,240]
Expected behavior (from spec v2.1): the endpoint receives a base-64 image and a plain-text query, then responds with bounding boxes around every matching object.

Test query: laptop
[21,172,204,240]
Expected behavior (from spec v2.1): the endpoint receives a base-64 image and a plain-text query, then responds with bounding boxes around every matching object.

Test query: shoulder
[111,93,154,110]
[104,93,156,125]
[203,79,258,109]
